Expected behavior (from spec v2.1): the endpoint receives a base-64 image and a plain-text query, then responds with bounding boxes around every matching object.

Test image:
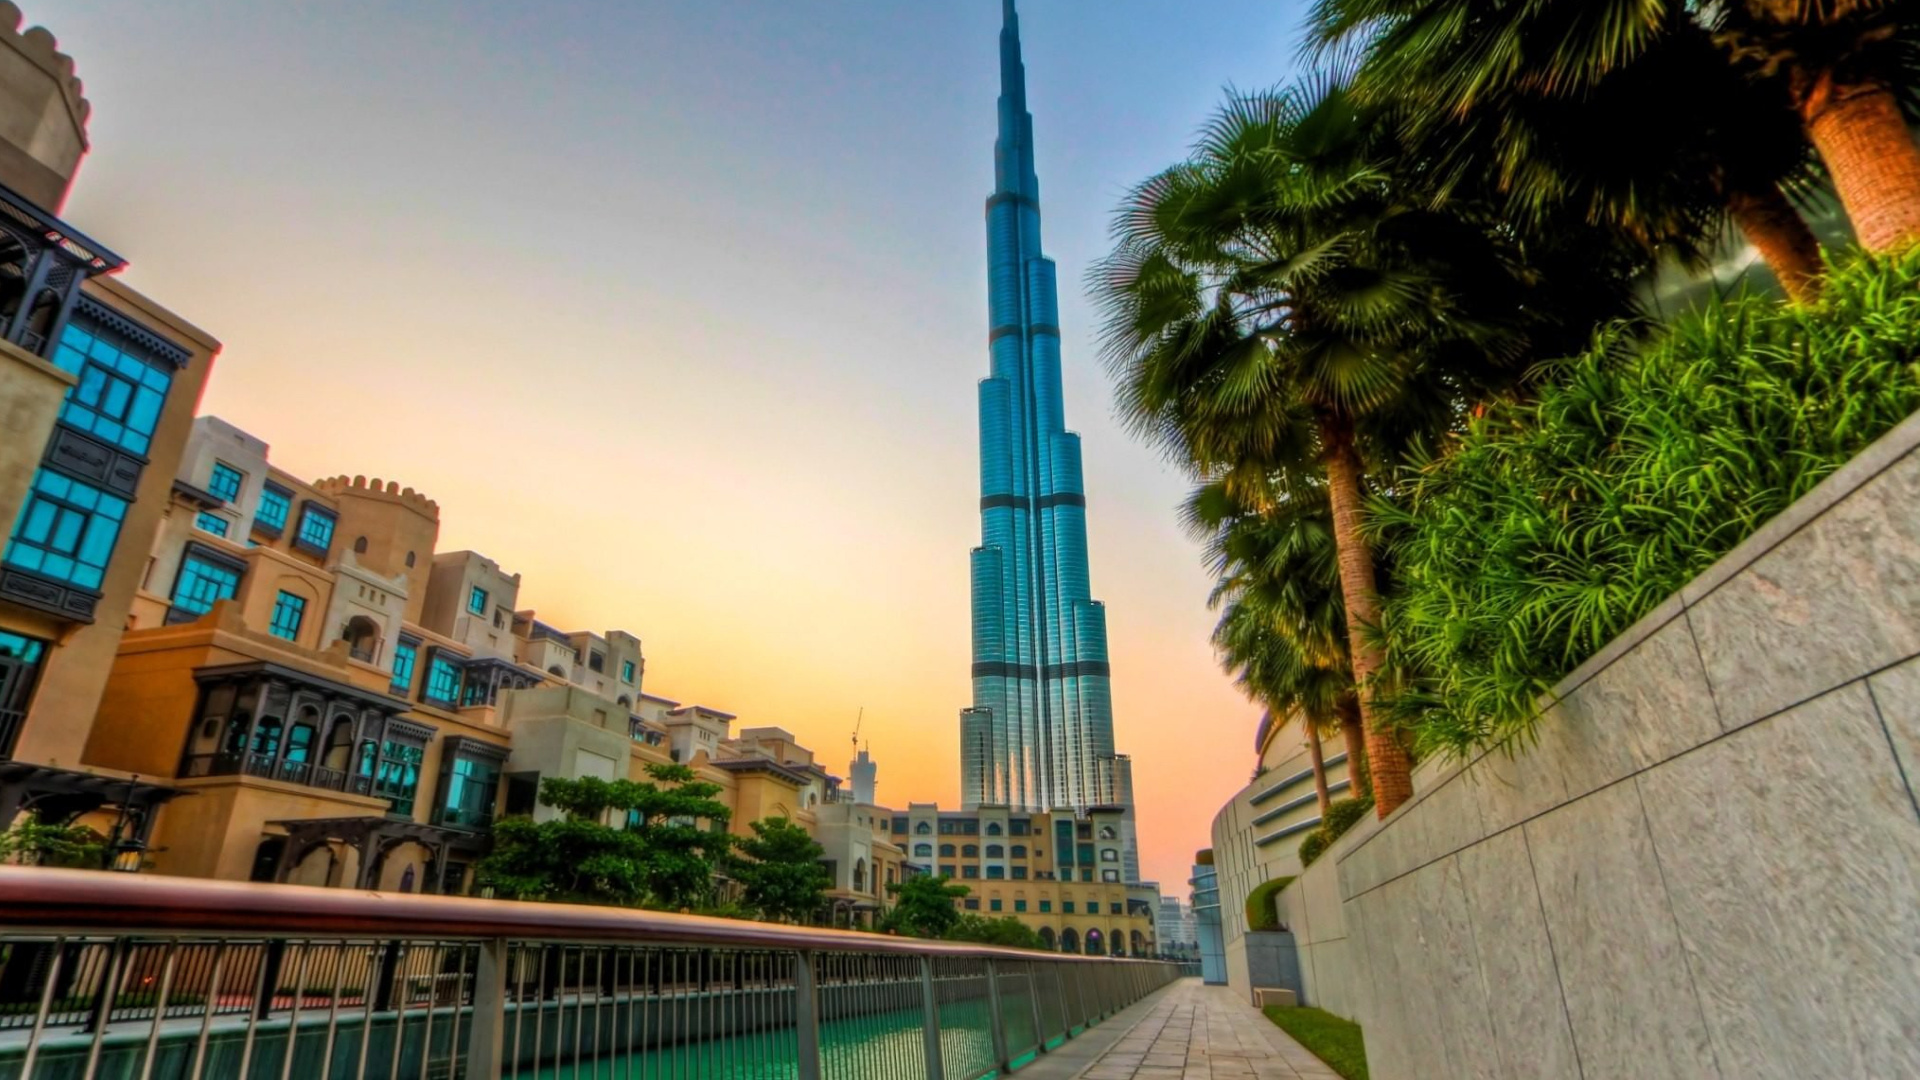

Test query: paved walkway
[1020,978,1340,1080]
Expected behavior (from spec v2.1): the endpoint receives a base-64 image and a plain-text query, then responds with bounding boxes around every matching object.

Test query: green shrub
[1263,1005,1370,1080]
[1245,876,1296,931]
[1299,795,1375,867]
[1374,251,1920,758]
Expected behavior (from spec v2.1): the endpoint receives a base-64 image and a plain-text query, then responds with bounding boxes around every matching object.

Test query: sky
[42,0,1307,891]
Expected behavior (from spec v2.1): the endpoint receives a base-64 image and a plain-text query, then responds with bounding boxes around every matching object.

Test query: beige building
[0,5,223,865]
[1208,713,1355,993]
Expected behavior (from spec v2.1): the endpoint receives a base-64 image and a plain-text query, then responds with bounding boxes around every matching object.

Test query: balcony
[179,750,371,797]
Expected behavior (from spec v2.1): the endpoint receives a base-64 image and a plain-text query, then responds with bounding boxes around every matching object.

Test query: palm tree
[1193,478,1369,808]
[1312,0,1919,285]
[1717,1,1920,251]
[1094,79,1626,816]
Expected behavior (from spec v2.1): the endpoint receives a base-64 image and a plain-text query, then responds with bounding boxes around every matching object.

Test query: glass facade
[4,470,128,590]
[255,484,291,534]
[964,3,1122,846]
[295,504,335,553]
[172,551,241,617]
[207,462,243,502]
[268,590,306,641]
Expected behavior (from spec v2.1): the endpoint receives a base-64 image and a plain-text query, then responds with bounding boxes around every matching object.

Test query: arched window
[353,536,369,554]
[1060,928,1079,954]
[222,711,253,757]
[985,822,1002,836]
[617,695,632,708]
[961,844,978,858]
[285,719,316,764]
[1010,845,1027,858]
[939,843,955,858]
[405,551,417,568]
[915,821,931,835]
[341,615,380,663]
[914,843,932,858]
[548,665,567,677]
[1038,926,1056,950]
[357,740,379,778]
[853,858,867,892]
[1085,929,1104,955]
[1110,934,1125,957]
[322,718,354,771]
[985,844,1004,858]
[1098,825,1117,840]
[1130,930,1146,955]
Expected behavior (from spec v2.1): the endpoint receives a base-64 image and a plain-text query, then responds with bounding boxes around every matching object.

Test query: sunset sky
[47,0,1305,890]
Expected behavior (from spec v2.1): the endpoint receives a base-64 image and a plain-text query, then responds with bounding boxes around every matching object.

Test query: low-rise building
[0,9,223,865]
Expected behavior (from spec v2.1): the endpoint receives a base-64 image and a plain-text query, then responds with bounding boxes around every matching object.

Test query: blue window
[374,740,424,818]
[391,639,418,696]
[425,656,462,706]
[441,754,500,828]
[50,325,172,456]
[4,470,128,590]
[269,590,306,641]
[621,659,636,684]
[1062,901,1075,914]
[0,629,46,666]
[171,551,240,617]
[294,504,335,554]
[467,586,487,616]
[193,511,229,538]
[1039,900,1052,913]
[255,484,291,534]
[207,462,243,503]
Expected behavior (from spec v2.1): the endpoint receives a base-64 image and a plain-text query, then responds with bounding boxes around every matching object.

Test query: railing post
[918,956,945,1080]
[465,938,507,1080]
[794,950,822,1080]
[1053,961,1072,1039]
[983,959,1010,1070]
[1025,962,1047,1055]
[253,939,287,1020]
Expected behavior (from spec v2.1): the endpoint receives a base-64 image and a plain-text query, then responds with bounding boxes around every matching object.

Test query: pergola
[0,761,181,860]
[267,815,489,894]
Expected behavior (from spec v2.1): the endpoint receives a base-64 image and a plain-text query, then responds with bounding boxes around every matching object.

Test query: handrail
[0,868,1145,962]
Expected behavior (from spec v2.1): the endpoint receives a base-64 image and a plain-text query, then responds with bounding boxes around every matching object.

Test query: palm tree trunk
[1801,77,1920,253]
[1319,412,1413,818]
[1306,724,1331,816]
[1726,184,1823,303]
[1338,693,1369,800]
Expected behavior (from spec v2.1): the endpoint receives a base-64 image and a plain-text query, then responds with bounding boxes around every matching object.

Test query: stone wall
[1290,408,1920,1079]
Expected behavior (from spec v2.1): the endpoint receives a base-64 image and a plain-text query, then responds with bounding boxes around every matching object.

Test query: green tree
[1094,78,1630,815]
[946,914,1047,950]
[0,814,105,868]
[1313,0,1920,285]
[478,765,732,909]
[727,817,831,924]
[882,874,969,939]
[1190,476,1368,809]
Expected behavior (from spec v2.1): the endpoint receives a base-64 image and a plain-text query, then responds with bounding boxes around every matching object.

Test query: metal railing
[0,869,1181,1080]
[178,753,371,798]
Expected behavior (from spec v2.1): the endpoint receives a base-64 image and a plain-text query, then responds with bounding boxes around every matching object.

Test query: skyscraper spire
[963,0,1140,882]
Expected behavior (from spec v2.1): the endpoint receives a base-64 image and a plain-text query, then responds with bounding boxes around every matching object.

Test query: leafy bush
[1263,1005,1370,1080]
[1245,876,1297,932]
[1299,796,1374,867]
[946,914,1047,949]
[1374,251,1920,758]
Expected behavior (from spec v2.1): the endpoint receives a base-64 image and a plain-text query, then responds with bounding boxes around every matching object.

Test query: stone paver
[1032,978,1340,1080]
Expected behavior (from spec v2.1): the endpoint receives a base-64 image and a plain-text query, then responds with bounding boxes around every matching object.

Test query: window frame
[268,590,307,641]
[207,462,244,503]
[468,586,488,616]
[254,483,292,536]
[293,502,336,556]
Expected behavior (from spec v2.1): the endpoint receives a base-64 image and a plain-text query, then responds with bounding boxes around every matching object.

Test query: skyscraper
[963,0,1137,880]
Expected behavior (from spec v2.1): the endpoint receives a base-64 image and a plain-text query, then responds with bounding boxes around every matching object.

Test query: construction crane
[851,707,863,751]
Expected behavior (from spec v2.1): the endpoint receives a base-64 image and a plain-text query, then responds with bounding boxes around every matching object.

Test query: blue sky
[44,0,1309,888]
